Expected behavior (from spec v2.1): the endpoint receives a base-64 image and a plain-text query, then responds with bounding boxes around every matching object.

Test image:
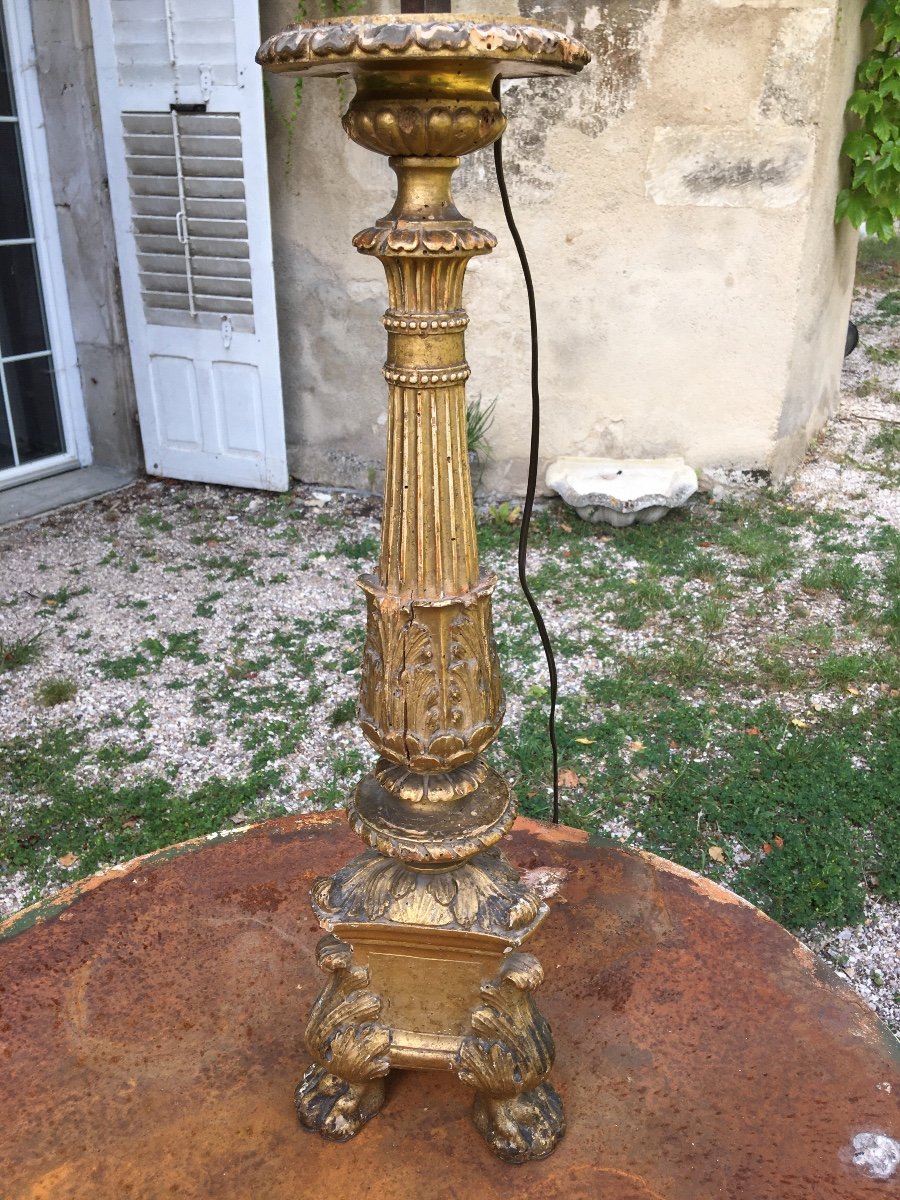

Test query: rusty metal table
[2,813,898,1198]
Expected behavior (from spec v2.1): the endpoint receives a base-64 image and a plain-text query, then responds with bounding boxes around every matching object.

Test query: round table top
[256,15,591,80]
[2,813,898,1199]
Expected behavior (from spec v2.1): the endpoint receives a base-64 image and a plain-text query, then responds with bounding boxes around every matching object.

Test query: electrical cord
[491,77,561,825]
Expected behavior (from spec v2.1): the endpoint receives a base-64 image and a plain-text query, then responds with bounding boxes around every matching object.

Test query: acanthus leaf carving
[311,848,546,940]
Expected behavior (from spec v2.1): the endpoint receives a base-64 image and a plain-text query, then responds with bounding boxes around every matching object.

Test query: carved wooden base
[298,922,563,1161]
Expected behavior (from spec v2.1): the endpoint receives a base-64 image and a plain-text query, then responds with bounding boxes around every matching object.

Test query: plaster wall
[29,0,139,470]
[261,0,865,493]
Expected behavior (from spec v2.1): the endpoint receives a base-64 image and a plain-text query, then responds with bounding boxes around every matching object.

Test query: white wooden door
[89,0,288,490]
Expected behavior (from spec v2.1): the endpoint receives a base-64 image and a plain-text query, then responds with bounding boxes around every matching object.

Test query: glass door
[0,1,83,486]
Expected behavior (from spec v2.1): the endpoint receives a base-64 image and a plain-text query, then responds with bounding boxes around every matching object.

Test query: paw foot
[294,1064,386,1142]
[472,1081,565,1163]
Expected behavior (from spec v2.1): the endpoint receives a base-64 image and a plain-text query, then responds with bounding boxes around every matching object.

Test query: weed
[699,599,728,632]
[194,590,224,618]
[466,397,496,485]
[330,698,357,726]
[38,586,89,614]
[335,534,380,562]
[317,749,367,807]
[818,653,874,686]
[756,647,808,690]
[796,623,835,650]
[199,553,258,582]
[36,677,77,707]
[487,501,522,527]
[716,503,797,582]
[685,552,725,584]
[866,424,900,461]
[801,557,865,599]
[0,632,41,673]
[875,289,900,318]
[98,630,208,680]
[137,513,173,534]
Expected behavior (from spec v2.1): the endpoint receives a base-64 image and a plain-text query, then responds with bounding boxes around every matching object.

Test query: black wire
[491,77,561,825]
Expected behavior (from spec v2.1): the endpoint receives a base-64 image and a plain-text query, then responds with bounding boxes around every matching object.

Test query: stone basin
[546,455,699,526]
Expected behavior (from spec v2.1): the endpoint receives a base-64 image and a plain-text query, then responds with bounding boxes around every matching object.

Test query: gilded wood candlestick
[257,15,589,1162]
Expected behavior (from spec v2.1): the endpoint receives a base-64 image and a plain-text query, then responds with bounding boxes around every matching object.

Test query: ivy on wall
[835,0,900,241]
[263,0,362,177]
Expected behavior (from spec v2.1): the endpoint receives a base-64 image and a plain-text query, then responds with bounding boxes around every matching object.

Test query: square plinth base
[333,922,508,1070]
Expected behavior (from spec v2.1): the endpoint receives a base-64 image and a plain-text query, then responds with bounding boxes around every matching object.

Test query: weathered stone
[756,9,835,127]
[545,456,698,526]
[257,0,866,488]
[645,126,816,209]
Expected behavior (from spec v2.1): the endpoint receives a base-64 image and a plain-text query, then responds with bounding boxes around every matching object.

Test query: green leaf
[880,74,900,99]
[859,58,886,84]
[842,130,879,161]
[866,208,894,241]
[853,159,878,191]
[848,88,883,117]
[872,113,898,141]
[847,193,870,227]
[863,0,892,24]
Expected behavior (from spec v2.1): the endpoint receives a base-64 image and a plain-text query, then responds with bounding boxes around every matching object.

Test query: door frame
[0,0,90,490]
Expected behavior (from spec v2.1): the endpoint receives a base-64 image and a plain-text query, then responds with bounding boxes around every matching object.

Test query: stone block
[757,9,835,126]
[646,125,815,208]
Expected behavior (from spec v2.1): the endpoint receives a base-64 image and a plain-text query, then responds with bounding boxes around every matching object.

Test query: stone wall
[264,0,866,491]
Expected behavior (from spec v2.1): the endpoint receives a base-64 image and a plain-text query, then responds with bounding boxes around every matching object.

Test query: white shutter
[89,0,288,490]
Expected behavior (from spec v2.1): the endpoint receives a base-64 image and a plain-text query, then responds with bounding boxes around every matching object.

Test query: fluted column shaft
[355,155,505,804]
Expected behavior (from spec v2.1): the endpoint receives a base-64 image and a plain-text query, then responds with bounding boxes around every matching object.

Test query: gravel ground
[1,271,898,1036]
[787,278,899,1032]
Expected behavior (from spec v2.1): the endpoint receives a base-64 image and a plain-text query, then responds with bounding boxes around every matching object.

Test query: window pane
[0,243,48,357]
[6,354,63,464]
[0,7,14,118]
[0,393,13,469]
[0,123,31,239]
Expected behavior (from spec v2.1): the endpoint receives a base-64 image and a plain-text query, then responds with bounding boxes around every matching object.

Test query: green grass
[874,289,900,320]
[867,425,900,462]
[330,698,357,726]
[501,678,899,929]
[0,726,283,901]
[698,599,728,632]
[99,630,208,680]
[478,490,900,934]
[335,534,380,562]
[801,556,865,599]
